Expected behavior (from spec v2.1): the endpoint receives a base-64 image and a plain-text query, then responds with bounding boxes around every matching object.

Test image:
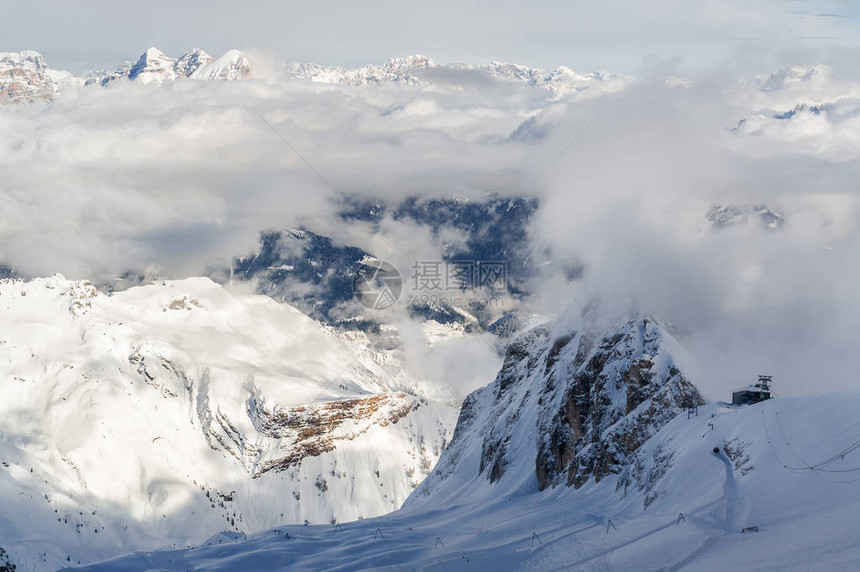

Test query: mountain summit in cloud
[0,48,625,104]
[98,47,249,86]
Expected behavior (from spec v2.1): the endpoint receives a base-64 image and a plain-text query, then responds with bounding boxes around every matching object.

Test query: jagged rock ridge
[412,315,704,502]
[533,318,704,489]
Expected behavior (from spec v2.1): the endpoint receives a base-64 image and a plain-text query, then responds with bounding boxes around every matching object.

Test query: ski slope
[69,393,860,571]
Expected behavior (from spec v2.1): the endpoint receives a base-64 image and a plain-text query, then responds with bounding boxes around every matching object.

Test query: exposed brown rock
[251,392,419,478]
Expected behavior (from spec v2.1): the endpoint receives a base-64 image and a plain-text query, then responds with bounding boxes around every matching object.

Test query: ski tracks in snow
[664,448,745,571]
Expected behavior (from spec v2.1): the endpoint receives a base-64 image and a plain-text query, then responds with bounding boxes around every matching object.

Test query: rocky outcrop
[0,51,58,104]
[249,393,418,477]
[0,546,14,572]
[535,318,703,489]
[123,341,436,481]
[411,315,704,503]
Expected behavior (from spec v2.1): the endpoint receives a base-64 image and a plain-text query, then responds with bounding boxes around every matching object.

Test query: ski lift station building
[732,375,773,406]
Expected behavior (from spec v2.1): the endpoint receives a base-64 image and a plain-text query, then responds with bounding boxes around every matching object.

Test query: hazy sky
[3,0,860,73]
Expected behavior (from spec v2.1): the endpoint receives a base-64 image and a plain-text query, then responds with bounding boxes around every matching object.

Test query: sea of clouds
[2,57,860,399]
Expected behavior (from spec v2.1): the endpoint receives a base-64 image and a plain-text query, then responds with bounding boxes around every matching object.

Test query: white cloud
[4,58,860,399]
[525,73,860,398]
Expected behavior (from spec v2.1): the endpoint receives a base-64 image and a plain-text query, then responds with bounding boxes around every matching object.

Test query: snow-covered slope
[69,320,860,570]
[0,276,455,570]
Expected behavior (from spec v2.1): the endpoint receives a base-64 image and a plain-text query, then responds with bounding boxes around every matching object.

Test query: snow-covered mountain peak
[190,49,252,80]
[382,53,435,69]
[1,274,101,320]
[140,46,169,61]
[0,50,59,103]
[174,47,214,76]
[289,53,437,86]
[96,47,251,86]
[761,63,833,91]
[0,49,46,69]
[128,47,178,84]
[552,64,576,76]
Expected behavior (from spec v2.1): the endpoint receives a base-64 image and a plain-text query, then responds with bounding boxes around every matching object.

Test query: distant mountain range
[0,47,253,103]
[287,54,627,97]
[0,47,628,104]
